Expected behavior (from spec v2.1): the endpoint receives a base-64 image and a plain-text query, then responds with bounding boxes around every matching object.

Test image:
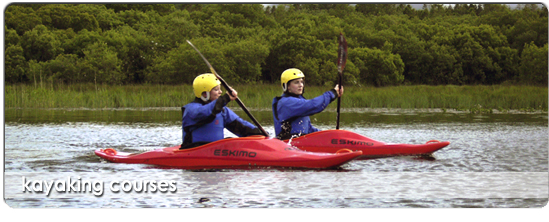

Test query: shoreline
[4,107,547,115]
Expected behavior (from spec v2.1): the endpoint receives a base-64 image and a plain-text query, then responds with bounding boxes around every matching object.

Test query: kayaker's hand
[334,84,344,97]
[228,88,238,101]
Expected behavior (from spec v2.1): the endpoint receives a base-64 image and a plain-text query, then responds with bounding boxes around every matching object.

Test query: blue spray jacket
[272,89,337,140]
[182,94,261,147]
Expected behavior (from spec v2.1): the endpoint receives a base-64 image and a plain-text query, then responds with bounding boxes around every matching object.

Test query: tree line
[4,3,548,86]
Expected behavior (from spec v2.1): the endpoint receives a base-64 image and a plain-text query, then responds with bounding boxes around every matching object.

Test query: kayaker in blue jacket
[272,68,343,140]
[181,73,262,148]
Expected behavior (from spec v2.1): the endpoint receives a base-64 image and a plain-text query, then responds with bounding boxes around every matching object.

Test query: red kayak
[95,135,362,169]
[286,130,450,159]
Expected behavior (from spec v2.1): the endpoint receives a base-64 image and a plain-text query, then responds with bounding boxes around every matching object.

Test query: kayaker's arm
[226,120,263,137]
[185,94,231,121]
[224,108,264,137]
[277,90,336,121]
[213,94,232,113]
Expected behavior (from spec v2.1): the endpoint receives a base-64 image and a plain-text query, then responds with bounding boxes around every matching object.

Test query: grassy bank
[4,84,548,112]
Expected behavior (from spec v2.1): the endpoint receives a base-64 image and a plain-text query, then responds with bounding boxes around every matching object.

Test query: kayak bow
[286,130,450,159]
[95,136,362,169]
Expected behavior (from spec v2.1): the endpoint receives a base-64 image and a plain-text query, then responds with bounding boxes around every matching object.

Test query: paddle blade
[337,33,348,74]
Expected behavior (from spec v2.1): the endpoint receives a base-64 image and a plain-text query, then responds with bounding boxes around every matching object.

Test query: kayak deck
[287,130,450,159]
[95,136,362,169]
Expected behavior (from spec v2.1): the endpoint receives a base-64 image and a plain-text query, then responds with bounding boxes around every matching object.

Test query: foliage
[4,3,548,86]
[5,45,27,83]
[20,25,64,62]
[350,46,405,86]
[519,42,548,85]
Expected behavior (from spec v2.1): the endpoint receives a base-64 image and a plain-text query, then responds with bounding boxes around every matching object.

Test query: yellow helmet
[281,68,305,91]
[193,73,221,100]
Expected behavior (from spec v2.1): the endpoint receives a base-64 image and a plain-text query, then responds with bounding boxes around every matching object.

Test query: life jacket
[272,90,337,140]
[181,95,261,148]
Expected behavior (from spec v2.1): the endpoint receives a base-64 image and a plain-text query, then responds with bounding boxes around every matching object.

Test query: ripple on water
[4,112,548,208]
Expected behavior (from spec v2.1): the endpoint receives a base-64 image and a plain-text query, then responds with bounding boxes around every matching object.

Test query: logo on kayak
[214,149,257,158]
[331,139,374,146]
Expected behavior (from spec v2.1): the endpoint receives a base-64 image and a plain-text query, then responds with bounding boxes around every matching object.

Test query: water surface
[4,108,548,208]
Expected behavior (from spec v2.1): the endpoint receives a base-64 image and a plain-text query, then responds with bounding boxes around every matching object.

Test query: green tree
[263,28,326,85]
[105,4,175,15]
[320,4,355,18]
[506,4,548,53]
[26,60,47,86]
[5,45,28,83]
[356,4,400,16]
[145,38,228,84]
[139,9,199,50]
[480,3,515,29]
[401,4,416,17]
[224,39,270,83]
[389,26,431,85]
[218,4,269,27]
[82,42,123,84]
[350,45,404,86]
[77,4,123,31]
[43,54,82,83]
[453,31,490,84]
[4,4,42,35]
[3,3,546,86]
[117,9,152,28]
[36,4,100,32]
[103,25,152,83]
[492,46,520,82]
[519,42,548,85]
[63,29,102,57]
[264,11,355,86]
[20,25,64,62]
[5,28,21,46]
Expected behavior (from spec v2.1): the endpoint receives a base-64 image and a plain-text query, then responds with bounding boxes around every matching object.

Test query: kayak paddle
[336,33,348,130]
[186,40,269,137]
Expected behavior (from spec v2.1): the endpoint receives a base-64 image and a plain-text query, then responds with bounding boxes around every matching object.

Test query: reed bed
[4,84,548,111]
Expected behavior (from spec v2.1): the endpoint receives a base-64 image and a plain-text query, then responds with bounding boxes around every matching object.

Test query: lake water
[3,108,548,208]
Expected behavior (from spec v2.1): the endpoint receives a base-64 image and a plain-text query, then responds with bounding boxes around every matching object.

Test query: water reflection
[5,108,547,125]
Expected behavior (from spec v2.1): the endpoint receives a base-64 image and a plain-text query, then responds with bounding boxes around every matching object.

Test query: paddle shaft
[336,33,348,130]
[186,40,269,137]
[336,74,342,129]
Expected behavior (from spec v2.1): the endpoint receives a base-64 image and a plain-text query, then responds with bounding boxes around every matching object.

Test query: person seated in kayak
[272,68,343,140]
[181,73,263,149]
